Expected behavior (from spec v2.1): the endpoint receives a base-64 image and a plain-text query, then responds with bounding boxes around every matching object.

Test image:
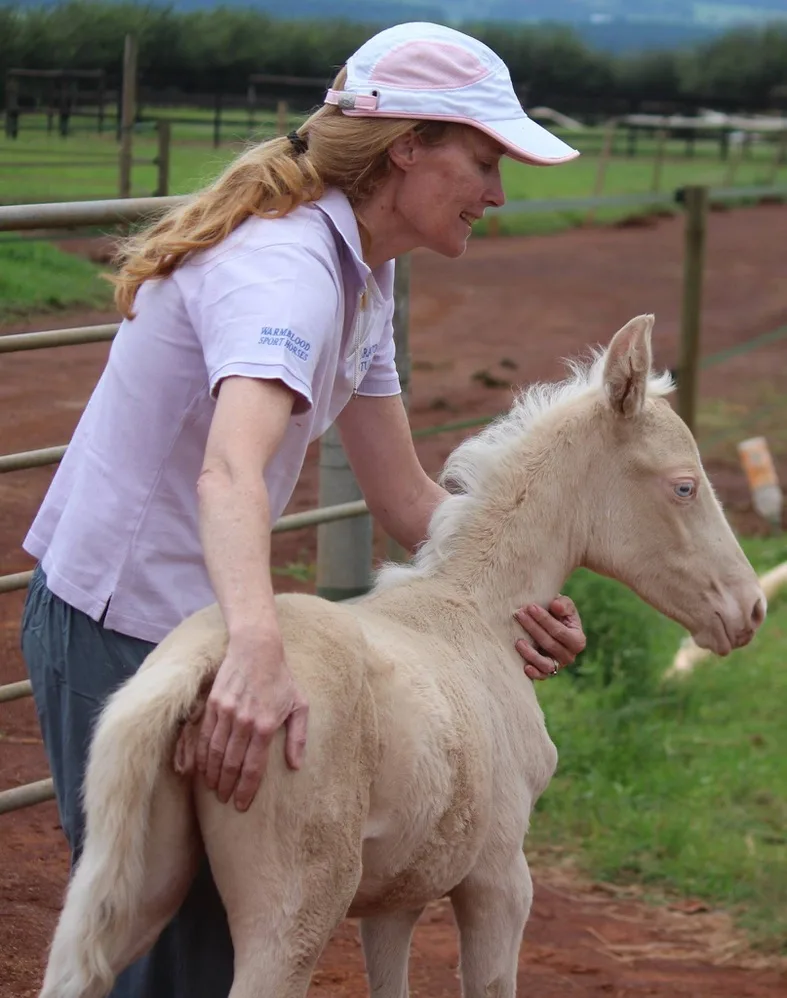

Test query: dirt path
[2,204,786,996]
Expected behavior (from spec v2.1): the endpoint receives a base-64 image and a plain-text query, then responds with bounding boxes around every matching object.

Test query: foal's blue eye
[674,482,695,499]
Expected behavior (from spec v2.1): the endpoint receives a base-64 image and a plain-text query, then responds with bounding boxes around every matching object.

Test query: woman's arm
[188,375,308,812]
[336,393,444,551]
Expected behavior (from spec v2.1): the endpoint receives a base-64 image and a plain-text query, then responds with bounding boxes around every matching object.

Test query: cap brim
[335,104,580,166]
[478,115,580,166]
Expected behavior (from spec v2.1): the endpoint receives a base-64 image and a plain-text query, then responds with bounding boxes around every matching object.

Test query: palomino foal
[40,315,765,998]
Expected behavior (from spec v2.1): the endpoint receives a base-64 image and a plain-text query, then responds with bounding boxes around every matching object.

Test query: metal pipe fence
[2,182,786,818]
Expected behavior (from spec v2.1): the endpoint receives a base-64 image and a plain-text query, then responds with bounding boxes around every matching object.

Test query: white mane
[375,349,673,590]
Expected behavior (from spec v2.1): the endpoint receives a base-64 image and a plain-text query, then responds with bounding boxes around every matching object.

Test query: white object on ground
[664,561,787,679]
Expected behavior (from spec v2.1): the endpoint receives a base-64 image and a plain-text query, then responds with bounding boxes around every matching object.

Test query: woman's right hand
[178,627,309,812]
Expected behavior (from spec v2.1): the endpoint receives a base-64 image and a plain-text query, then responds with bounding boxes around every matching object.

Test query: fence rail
[0,194,186,231]
[0,779,54,816]
[2,183,783,235]
[0,445,67,474]
[0,323,118,353]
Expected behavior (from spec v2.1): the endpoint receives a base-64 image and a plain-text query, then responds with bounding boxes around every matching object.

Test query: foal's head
[569,314,764,656]
[387,314,764,656]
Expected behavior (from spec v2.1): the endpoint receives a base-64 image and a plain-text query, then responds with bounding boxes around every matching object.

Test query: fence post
[722,132,744,187]
[5,75,20,139]
[213,92,222,148]
[276,100,288,137]
[387,253,412,564]
[585,118,616,225]
[766,129,787,185]
[316,427,373,601]
[155,119,171,196]
[118,34,137,199]
[651,128,667,192]
[677,185,709,435]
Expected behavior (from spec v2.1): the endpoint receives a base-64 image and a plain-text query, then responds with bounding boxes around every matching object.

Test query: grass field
[1,114,786,318]
[530,534,787,952]
[3,111,786,206]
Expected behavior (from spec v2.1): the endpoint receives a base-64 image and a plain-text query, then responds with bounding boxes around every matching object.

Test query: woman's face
[390,126,506,257]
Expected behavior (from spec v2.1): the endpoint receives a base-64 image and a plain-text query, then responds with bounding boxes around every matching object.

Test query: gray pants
[21,564,235,997]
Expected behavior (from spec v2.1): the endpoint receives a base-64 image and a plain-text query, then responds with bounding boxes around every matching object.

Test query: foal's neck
[433,457,584,655]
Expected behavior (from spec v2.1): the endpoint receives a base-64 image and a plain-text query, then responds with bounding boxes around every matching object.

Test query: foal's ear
[603,314,654,417]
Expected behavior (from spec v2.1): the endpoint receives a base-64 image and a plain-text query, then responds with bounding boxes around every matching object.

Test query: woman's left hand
[513,595,586,681]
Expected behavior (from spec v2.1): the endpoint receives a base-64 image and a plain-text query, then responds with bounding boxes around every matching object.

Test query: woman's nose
[486,175,506,208]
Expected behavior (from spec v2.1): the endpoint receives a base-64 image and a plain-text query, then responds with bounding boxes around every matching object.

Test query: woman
[21,21,585,997]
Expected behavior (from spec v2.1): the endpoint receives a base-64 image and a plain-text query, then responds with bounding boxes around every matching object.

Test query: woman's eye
[674,482,695,499]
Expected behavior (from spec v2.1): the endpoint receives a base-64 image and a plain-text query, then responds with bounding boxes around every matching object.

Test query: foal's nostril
[751,598,765,628]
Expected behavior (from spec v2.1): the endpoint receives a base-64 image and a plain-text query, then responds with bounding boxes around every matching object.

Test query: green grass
[3,115,786,207]
[0,240,114,319]
[529,535,787,952]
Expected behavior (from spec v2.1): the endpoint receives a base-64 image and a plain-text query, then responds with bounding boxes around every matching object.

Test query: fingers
[515,603,586,665]
[193,690,307,811]
[549,594,578,621]
[515,639,561,681]
[215,712,255,805]
[285,699,309,770]
[199,700,272,807]
[203,705,234,791]
[232,727,271,812]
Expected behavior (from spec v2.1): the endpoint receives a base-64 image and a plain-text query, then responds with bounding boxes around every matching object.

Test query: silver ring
[551,660,560,675]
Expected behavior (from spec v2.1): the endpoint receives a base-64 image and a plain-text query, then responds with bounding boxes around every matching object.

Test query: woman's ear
[387,130,422,172]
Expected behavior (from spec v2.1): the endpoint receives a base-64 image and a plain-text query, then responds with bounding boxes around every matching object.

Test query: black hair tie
[287,130,308,155]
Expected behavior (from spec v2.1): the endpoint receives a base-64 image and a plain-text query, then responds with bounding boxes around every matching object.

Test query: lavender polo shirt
[23,187,400,643]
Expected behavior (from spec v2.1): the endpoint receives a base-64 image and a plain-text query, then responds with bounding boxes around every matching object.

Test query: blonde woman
[21,21,585,997]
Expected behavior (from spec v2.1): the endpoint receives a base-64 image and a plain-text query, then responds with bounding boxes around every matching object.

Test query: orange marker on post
[736,436,783,531]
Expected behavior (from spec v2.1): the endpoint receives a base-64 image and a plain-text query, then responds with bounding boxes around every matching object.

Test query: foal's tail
[39,607,226,998]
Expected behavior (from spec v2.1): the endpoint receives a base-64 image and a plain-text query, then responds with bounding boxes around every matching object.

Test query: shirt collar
[311,187,394,302]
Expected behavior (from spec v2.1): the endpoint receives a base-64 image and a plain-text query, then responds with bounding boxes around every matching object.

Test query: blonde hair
[112,68,454,318]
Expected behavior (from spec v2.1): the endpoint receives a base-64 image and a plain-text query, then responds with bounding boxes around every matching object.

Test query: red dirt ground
[2,205,786,996]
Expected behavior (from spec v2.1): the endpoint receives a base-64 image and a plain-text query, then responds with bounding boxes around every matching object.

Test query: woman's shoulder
[188,201,340,277]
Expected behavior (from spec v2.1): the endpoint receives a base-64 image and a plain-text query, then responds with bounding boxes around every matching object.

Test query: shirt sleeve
[355,304,401,398]
[194,240,342,413]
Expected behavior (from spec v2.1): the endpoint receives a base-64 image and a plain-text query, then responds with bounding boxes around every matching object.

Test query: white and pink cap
[325,22,580,167]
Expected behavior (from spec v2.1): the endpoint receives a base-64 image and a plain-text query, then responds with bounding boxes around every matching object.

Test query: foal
[40,315,765,998]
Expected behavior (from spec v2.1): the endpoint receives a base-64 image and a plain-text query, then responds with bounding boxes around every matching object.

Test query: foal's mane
[375,348,673,589]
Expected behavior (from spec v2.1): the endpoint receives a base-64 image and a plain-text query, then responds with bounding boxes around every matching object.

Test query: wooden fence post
[585,118,616,225]
[722,132,744,187]
[213,92,222,148]
[386,253,412,564]
[651,128,667,192]
[118,34,137,199]
[155,119,170,196]
[766,130,787,185]
[677,186,709,435]
[276,99,289,137]
[5,75,20,139]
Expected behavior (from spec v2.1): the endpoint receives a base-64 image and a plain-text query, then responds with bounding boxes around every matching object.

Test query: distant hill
[10,1,787,51]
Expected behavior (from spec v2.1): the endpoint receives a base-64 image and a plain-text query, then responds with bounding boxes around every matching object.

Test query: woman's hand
[513,595,586,681]
[176,629,309,812]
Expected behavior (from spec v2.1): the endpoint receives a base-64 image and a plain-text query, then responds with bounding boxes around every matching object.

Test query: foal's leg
[200,741,367,997]
[450,852,532,998]
[359,907,424,998]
